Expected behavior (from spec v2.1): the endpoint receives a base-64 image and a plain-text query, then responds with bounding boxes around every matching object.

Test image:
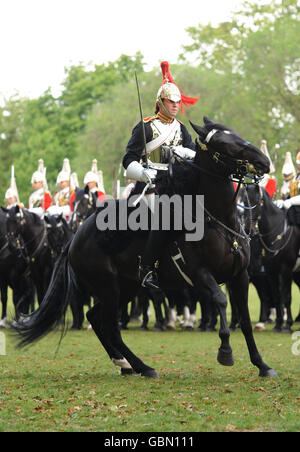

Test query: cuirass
[149,119,182,163]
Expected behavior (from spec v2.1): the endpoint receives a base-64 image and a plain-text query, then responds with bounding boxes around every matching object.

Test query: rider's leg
[139,229,170,290]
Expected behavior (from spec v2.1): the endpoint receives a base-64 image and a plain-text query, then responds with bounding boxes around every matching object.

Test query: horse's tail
[13,240,76,347]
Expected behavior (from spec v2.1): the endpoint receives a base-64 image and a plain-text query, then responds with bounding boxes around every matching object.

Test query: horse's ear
[203,116,215,126]
[189,121,206,139]
[84,185,90,195]
[44,215,50,223]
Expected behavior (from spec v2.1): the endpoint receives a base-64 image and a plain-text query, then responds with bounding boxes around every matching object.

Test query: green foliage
[0,53,145,203]
[181,0,300,189]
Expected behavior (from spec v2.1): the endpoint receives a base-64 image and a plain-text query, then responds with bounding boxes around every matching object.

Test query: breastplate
[149,119,182,163]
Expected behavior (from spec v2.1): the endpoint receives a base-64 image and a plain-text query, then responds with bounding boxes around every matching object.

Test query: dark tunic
[123,119,195,169]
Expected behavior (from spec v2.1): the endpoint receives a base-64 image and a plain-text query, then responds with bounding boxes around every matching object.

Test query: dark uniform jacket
[123,118,195,169]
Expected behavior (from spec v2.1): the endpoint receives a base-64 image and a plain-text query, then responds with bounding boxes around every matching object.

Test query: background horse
[6,206,54,306]
[243,185,300,332]
[44,213,73,261]
[70,186,98,233]
[0,207,34,325]
[13,117,277,379]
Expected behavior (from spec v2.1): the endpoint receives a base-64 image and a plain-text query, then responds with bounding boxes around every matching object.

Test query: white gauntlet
[171,145,196,160]
[126,161,157,185]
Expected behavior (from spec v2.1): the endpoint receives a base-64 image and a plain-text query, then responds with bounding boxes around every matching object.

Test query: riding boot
[138,229,170,290]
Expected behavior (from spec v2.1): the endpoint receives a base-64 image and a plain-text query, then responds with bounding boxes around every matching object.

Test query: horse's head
[6,205,29,258]
[190,117,270,178]
[45,213,66,256]
[70,186,97,232]
[240,183,281,237]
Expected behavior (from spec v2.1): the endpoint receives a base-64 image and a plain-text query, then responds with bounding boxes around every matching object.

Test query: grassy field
[0,284,300,432]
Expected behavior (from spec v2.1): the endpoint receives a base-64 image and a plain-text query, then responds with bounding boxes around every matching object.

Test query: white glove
[125,161,157,185]
[140,168,157,185]
[274,199,292,209]
[171,145,196,160]
[283,198,292,209]
[274,199,284,209]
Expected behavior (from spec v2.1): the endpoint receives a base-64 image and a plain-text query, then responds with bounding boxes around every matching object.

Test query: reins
[246,186,294,255]
[171,141,255,244]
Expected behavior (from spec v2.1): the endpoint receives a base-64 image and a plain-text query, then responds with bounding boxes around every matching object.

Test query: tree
[181,0,300,185]
[0,96,27,200]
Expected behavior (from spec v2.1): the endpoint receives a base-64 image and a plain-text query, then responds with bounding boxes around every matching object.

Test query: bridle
[173,127,264,204]
[245,185,293,255]
[169,127,263,246]
[71,193,96,231]
[6,210,48,264]
[204,128,257,180]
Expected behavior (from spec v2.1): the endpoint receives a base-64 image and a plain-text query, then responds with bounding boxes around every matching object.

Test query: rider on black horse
[122,61,198,290]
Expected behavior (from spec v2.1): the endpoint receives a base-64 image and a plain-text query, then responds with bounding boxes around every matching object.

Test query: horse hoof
[183,326,194,331]
[254,322,265,332]
[142,369,159,379]
[166,325,175,331]
[259,368,278,378]
[121,368,135,376]
[217,348,234,366]
[272,327,282,333]
[281,327,293,334]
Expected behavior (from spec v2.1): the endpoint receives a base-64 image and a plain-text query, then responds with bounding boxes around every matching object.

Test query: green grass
[0,284,299,432]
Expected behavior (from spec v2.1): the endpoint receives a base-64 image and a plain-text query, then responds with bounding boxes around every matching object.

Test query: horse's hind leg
[87,288,159,378]
[86,302,134,374]
[228,270,278,378]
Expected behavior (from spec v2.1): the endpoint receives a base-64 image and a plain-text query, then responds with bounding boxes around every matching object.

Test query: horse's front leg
[194,269,234,366]
[228,270,278,378]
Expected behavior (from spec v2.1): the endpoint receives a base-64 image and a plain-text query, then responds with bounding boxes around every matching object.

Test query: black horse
[0,207,35,325]
[70,186,98,233]
[6,206,54,306]
[44,213,73,261]
[13,117,277,379]
[243,184,300,332]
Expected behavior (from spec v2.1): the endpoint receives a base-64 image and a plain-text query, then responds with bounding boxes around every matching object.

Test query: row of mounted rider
[4,157,106,224]
[0,187,95,328]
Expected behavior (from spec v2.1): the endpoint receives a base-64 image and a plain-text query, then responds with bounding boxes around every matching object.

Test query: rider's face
[162,99,180,117]
[32,181,43,190]
[59,181,69,189]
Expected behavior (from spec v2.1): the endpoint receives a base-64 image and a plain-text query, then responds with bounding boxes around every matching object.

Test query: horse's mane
[155,160,199,196]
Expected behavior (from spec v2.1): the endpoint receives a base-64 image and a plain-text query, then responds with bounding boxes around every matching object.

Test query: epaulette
[143,115,158,123]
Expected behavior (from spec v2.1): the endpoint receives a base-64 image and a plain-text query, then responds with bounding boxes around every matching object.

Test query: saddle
[94,199,148,254]
[287,205,300,226]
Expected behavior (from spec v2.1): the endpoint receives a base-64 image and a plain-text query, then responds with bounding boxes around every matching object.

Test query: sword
[134,70,149,169]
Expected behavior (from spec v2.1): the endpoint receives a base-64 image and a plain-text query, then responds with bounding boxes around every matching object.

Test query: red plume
[160,61,198,114]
